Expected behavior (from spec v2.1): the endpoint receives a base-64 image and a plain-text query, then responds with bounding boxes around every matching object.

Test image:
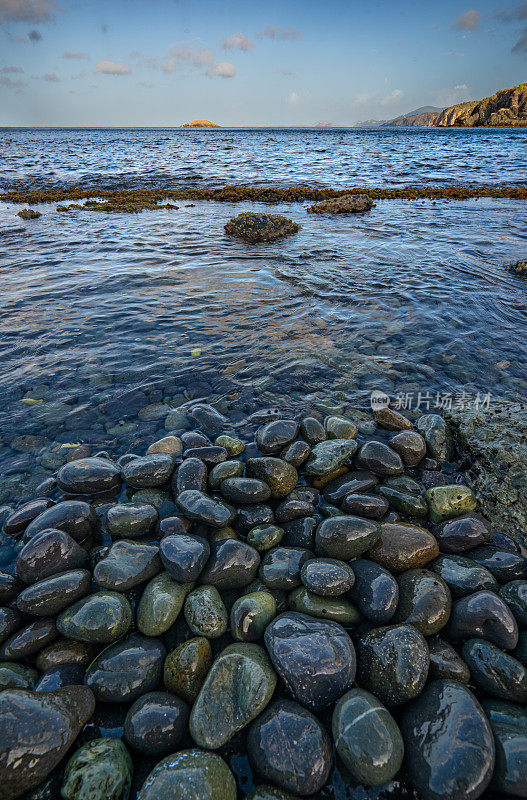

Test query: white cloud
[287,90,299,104]
[381,88,403,105]
[62,51,89,60]
[260,25,302,40]
[0,0,57,22]
[454,83,469,90]
[162,42,214,73]
[210,60,236,77]
[454,10,480,31]
[222,31,254,51]
[95,59,131,75]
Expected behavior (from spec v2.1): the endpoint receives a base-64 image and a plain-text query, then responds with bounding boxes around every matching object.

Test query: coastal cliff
[384,83,527,127]
[180,119,220,128]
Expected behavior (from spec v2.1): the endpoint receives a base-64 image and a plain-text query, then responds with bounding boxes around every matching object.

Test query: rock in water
[137,749,236,800]
[401,680,495,800]
[190,643,276,748]
[224,212,300,243]
[247,699,333,795]
[61,737,133,800]
[264,611,356,711]
[57,457,121,494]
[306,194,374,214]
[332,688,404,786]
[0,686,95,800]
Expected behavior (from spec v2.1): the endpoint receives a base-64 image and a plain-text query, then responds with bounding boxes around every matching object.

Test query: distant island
[382,83,527,127]
[180,119,221,128]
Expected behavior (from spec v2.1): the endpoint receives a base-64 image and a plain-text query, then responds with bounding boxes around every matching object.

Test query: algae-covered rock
[61,737,133,800]
[307,194,374,214]
[225,213,300,243]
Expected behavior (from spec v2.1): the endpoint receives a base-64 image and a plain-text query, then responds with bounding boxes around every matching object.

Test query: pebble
[260,547,313,590]
[147,435,182,456]
[183,445,228,466]
[356,440,404,476]
[448,590,518,650]
[378,475,428,517]
[305,439,358,476]
[184,585,228,638]
[57,457,121,495]
[393,568,451,635]
[324,415,358,439]
[137,572,192,636]
[300,416,326,445]
[221,477,271,504]
[265,612,356,711]
[281,439,310,467]
[434,514,493,554]
[0,662,39,691]
[300,557,355,596]
[200,539,260,589]
[256,419,299,453]
[93,540,161,591]
[246,457,298,497]
[0,686,95,800]
[190,642,277,748]
[247,699,333,796]
[160,534,209,582]
[368,522,439,572]
[124,691,190,755]
[16,528,87,583]
[426,484,477,523]
[280,516,317,549]
[316,515,381,559]
[332,687,404,785]
[174,457,207,493]
[247,524,284,552]
[428,638,470,683]
[176,489,235,527]
[36,638,95,670]
[0,617,58,660]
[121,454,174,488]
[0,606,22,645]
[3,498,54,537]
[61,737,133,800]
[341,493,388,518]
[231,591,277,641]
[499,579,527,625]
[430,553,498,597]
[23,500,96,542]
[215,434,245,455]
[462,638,527,703]
[57,591,132,643]
[287,587,360,625]
[16,568,91,616]
[85,633,166,702]
[469,545,527,581]
[490,720,527,797]
[400,679,495,800]
[388,430,426,465]
[357,623,429,706]
[374,406,413,431]
[323,469,377,503]
[208,460,244,489]
[416,413,452,460]
[164,636,212,702]
[137,749,236,800]
[349,558,399,623]
[106,503,158,539]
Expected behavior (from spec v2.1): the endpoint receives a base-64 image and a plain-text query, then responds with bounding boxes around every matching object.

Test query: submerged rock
[0,686,95,800]
[224,212,300,243]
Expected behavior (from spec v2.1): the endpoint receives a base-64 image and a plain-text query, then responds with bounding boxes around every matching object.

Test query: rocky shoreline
[0,401,526,799]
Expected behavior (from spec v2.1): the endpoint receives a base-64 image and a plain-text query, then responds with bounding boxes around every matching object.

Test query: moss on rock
[224,212,300,243]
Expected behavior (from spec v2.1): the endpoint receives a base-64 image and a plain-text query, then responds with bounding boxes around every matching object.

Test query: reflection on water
[0,193,526,507]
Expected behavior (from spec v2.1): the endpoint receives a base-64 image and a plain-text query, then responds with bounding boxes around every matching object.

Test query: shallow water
[0,128,526,510]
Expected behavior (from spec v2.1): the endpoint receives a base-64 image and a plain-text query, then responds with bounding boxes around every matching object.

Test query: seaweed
[224,212,300,243]
[307,194,375,214]
[17,208,42,219]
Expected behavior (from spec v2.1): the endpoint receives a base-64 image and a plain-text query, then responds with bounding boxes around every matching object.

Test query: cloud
[137,81,153,88]
[454,83,469,90]
[381,88,403,105]
[28,29,41,41]
[62,51,89,60]
[2,65,24,72]
[454,10,480,31]
[0,0,57,23]
[222,31,254,51]
[210,60,236,77]
[512,27,527,51]
[162,42,214,73]
[495,3,527,54]
[95,59,131,75]
[287,90,299,104]
[42,71,59,81]
[278,67,293,75]
[260,25,302,40]
[0,75,24,87]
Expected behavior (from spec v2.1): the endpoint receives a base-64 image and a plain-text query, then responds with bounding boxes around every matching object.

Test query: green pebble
[215,435,245,456]
[61,737,133,800]
[137,572,192,636]
[230,591,277,641]
[247,524,284,553]
[426,484,477,523]
[287,586,361,626]
[209,460,244,490]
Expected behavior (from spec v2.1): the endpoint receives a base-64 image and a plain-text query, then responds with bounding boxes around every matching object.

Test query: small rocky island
[180,119,220,128]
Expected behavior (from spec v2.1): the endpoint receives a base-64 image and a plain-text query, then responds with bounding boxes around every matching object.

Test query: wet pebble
[137,749,236,800]
[121,454,174,488]
[349,558,399,624]
[57,457,121,495]
[159,534,209,582]
[124,691,190,755]
[57,591,132,643]
[61,737,133,800]
[448,590,518,650]
[300,557,355,596]
[164,636,212,702]
[93,540,161,591]
[85,633,166,702]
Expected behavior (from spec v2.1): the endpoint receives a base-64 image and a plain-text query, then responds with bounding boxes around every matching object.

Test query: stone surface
[316,515,381,559]
[121,454,174,488]
[430,554,498,597]
[160,534,209,583]
[357,624,429,706]
[94,540,161,591]
[332,688,404,786]
[300,558,355,597]
[287,587,360,626]
[247,699,332,796]
[356,441,404,476]
[57,457,121,495]
[199,539,260,589]
[184,585,228,638]
[124,691,190,755]
[190,643,276,748]
[256,420,299,454]
[137,749,236,800]
[499,579,527,625]
[393,568,451,635]
[85,634,166,702]
[400,680,495,800]
[57,591,132,643]
[231,591,277,641]
[176,490,236,528]
[426,484,477,523]
[368,522,439,573]
[0,617,58,660]
[260,547,313,590]
[449,590,518,650]
[305,440,358,477]
[164,637,212,703]
[16,569,91,616]
[349,559,399,624]
[246,457,298,498]
[0,662,39,691]
[24,500,96,542]
[137,572,191,636]
[0,686,95,800]
[106,503,158,539]
[389,430,426,465]
[16,529,87,583]
[61,737,133,800]
[462,638,527,703]
[428,638,470,683]
[265,612,356,711]
[416,413,452,461]
[434,514,493,554]
[247,524,284,553]
[341,493,388,518]
[490,720,527,797]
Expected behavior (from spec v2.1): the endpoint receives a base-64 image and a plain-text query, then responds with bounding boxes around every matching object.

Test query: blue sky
[0,0,526,125]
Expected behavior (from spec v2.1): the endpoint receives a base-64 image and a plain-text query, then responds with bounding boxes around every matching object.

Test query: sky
[0,0,526,126]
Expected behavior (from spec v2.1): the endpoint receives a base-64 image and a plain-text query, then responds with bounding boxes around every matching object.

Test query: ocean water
[0,126,525,799]
[0,126,526,506]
